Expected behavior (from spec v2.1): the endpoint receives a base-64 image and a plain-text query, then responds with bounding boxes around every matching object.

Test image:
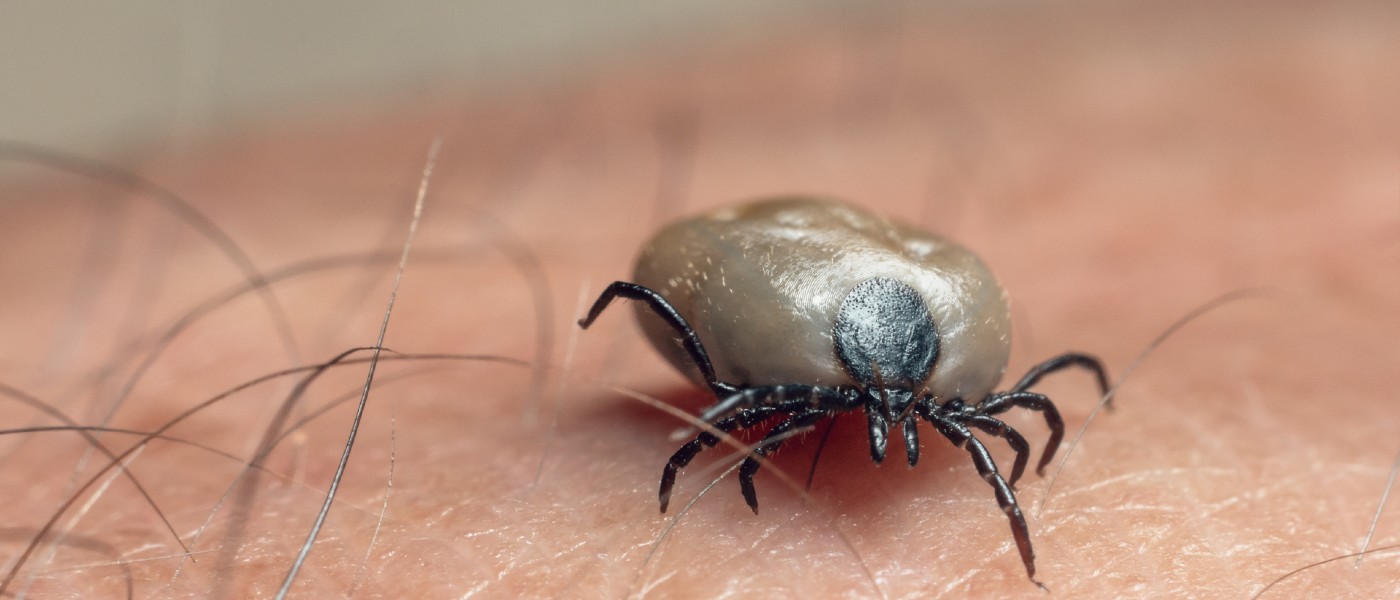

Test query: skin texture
[0,1,1397,598]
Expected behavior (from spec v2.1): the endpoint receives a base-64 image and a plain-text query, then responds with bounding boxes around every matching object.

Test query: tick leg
[926,414,1044,588]
[698,384,858,424]
[902,413,921,467]
[740,388,857,492]
[659,406,778,512]
[965,415,1030,488]
[865,400,890,465]
[1010,351,1111,410]
[578,281,735,397]
[698,385,795,423]
[738,408,827,513]
[975,391,1063,476]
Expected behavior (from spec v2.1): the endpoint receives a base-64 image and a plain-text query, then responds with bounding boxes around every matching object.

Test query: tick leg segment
[976,391,1063,476]
[865,399,890,464]
[698,384,858,424]
[659,406,779,513]
[1011,352,1111,410]
[578,281,736,397]
[901,413,921,467]
[738,408,828,513]
[965,415,1031,488]
[925,413,1043,587]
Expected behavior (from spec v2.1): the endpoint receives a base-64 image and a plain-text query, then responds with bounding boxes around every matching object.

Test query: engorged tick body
[578,197,1109,586]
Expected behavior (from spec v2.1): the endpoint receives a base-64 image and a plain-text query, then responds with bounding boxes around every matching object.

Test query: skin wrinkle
[1104,477,1296,576]
[1,1,1396,597]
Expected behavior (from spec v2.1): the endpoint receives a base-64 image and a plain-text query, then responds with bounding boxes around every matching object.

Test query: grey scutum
[833,277,940,390]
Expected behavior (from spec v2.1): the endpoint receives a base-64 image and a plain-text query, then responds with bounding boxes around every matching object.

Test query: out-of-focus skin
[0,1,1396,597]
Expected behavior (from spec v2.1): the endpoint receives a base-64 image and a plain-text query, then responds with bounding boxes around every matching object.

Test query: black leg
[659,406,779,512]
[578,281,736,397]
[902,413,921,467]
[925,414,1043,588]
[975,391,1063,476]
[738,408,828,513]
[1011,351,1111,409]
[865,399,890,465]
[965,415,1030,488]
[698,384,860,424]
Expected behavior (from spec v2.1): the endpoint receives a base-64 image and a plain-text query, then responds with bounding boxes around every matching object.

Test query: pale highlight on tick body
[633,197,1011,402]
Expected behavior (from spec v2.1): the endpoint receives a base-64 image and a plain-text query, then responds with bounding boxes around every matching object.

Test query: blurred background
[1,0,874,152]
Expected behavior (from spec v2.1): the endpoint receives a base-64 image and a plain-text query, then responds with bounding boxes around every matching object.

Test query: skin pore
[1,1,1396,597]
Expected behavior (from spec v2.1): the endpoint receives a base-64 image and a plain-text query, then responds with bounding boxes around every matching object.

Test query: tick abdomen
[632,197,1011,401]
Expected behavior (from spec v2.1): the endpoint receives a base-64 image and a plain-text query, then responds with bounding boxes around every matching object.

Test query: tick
[578,197,1108,584]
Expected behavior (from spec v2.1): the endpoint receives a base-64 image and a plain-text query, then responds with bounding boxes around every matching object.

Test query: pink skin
[0,2,1396,597]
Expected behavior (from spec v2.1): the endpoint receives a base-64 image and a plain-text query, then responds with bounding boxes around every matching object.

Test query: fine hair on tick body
[578,197,1111,587]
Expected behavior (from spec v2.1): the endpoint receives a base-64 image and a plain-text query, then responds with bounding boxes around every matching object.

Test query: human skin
[0,1,1396,598]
